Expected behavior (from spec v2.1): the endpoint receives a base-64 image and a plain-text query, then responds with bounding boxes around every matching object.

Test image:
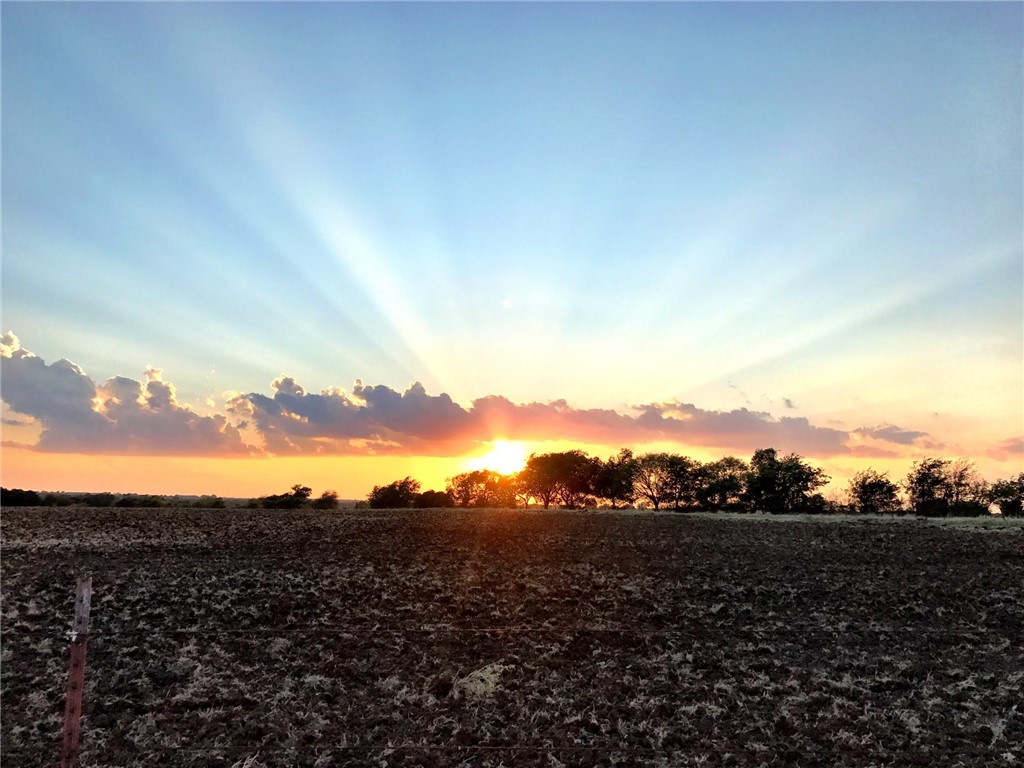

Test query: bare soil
[2,507,1021,767]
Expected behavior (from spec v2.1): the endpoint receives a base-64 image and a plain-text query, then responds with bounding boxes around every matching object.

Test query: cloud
[1,331,21,357]
[987,436,1024,462]
[4,334,945,462]
[846,445,901,459]
[1,338,251,456]
[228,380,852,457]
[853,424,929,446]
[783,398,797,409]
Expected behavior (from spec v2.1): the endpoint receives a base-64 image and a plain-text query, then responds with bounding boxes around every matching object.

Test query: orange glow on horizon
[464,440,529,476]
[0,446,462,501]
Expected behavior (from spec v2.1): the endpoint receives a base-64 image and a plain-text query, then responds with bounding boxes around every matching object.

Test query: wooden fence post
[59,576,92,768]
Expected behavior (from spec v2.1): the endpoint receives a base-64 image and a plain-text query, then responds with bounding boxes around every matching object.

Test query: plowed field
[2,508,1021,767]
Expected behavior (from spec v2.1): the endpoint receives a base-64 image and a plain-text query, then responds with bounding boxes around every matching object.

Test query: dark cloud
[783,398,797,409]
[1,334,251,456]
[853,424,929,446]
[353,380,471,439]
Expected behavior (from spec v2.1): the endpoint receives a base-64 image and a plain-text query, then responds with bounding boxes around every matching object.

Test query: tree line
[0,489,227,508]
[0,485,345,510]
[367,448,1024,517]
[3,449,1020,516]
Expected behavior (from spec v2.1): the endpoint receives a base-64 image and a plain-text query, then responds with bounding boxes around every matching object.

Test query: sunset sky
[2,3,1022,499]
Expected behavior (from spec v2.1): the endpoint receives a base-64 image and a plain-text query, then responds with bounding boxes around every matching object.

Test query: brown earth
[2,507,1021,767]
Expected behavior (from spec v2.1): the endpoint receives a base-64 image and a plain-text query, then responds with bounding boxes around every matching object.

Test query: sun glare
[467,440,529,475]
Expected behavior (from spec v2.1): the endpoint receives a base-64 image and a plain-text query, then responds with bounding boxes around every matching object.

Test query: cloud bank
[3,332,989,461]
[1,333,250,455]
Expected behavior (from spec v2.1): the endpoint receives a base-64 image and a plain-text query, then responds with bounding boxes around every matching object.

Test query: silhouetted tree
[368,477,420,509]
[263,484,313,509]
[516,450,598,509]
[512,474,533,509]
[633,453,676,510]
[447,471,483,507]
[552,450,600,508]
[311,490,340,510]
[445,470,516,508]
[115,494,165,508]
[944,459,989,516]
[743,448,828,514]
[485,472,519,508]
[904,458,952,517]
[664,454,700,510]
[592,449,637,508]
[1,487,42,506]
[413,489,455,508]
[695,456,748,510]
[518,453,563,509]
[989,473,1024,517]
[847,469,902,515]
[82,492,117,507]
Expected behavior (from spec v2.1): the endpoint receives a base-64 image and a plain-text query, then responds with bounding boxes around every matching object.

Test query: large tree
[903,458,951,517]
[368,477,420,509]
[262,484,313,509]
[743,448,828,514]
[447,470,517,508]
[989,473,1024,517]
[413,489,455,508]
[592,449,637,509]
[446,471,484,508]
[553,450,600,508]
[519,451,598,509]
[664,454,700,510]
[695,456,748,510]
[944,459,989,515]
[311,490,339,510]
[633,453,676,510]
[904,458,990,517]
[518,453,561,509]
[847,469,902,515]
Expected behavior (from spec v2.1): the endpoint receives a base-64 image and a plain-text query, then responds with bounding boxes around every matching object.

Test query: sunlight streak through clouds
[167,10,459,395]
[2,3,1020,493]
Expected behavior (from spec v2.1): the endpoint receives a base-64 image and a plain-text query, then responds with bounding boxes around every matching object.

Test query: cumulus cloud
[271,376,306,397]
[226,379,853,457]
[3,333,943,461]
[853,424,929,446]
[1,338,251,455]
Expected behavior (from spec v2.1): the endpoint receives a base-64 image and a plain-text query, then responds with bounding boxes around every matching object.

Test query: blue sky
[2,2,1021,493]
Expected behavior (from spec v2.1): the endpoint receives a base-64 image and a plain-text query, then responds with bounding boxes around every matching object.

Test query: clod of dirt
[452,661,512,699]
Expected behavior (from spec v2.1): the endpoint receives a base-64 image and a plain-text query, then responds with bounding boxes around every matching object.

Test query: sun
[466,440,529,476]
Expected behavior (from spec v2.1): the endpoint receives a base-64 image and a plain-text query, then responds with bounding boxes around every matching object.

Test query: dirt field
[2,508,1021,767]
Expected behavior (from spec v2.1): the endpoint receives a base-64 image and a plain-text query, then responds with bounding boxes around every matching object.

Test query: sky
[2,2,1022,499]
